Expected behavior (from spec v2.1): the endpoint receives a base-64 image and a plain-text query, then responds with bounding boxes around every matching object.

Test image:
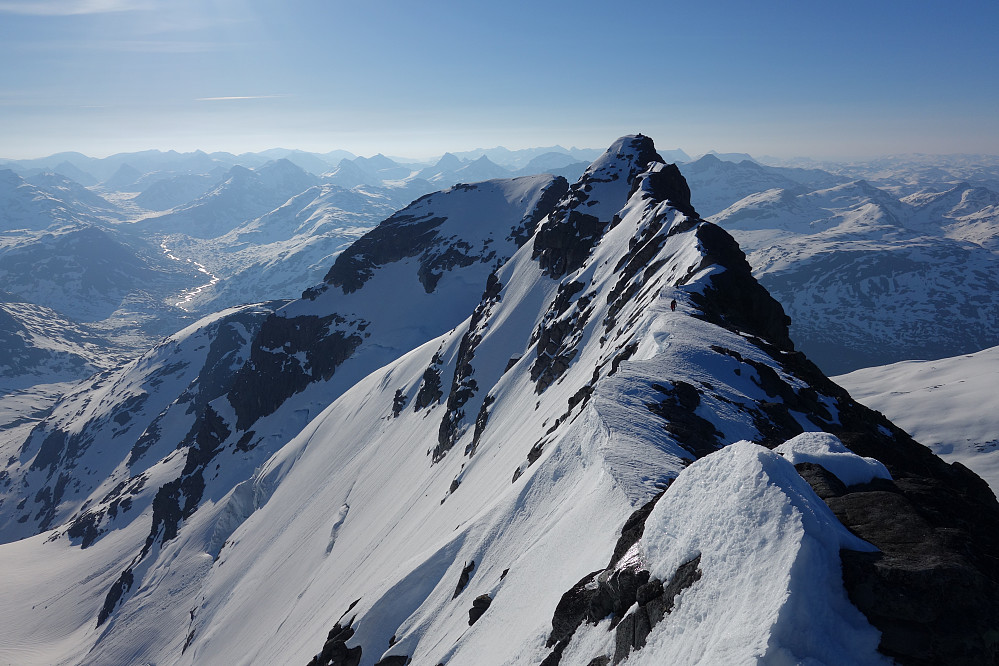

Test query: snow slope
[138,159,319,239]
[153,182,419,312]
[0,169,115,231]
[836,345,999,493]
[0,301,286,542]
[0,299,125,393]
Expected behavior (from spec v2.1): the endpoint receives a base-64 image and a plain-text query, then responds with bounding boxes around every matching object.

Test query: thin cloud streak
[0,0,155,15]
[196,95,289,102]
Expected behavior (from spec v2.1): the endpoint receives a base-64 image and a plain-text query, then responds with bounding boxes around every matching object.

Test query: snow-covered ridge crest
[629,441,885,665]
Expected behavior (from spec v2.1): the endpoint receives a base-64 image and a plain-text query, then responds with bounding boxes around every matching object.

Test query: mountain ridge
[0,136,995,666]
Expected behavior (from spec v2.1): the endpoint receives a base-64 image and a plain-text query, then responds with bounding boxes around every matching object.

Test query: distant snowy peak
[130,173,219,211]
[710,178,907,240]
[322,158,376,189]
[23,172,118,215]
[351,154,413,181]
[254,158,319,192]
[414,154,511,186]
[0,300,121,392]
[0,169,117,230]
[454,155,508,179]
[433,152,464,171]
[680,155,805,217]
[102,163,143,190]
[902,182,999,247]
[905,181,999,216]
[322,174,569,295]
[0,301,284,542]
[141,159,319,238]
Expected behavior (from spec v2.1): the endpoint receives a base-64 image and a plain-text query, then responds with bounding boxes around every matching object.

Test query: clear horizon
[2,0,997,161]
[7,142,999,166]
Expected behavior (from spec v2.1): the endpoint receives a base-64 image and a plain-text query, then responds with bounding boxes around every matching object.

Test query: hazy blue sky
[2,0,997,159]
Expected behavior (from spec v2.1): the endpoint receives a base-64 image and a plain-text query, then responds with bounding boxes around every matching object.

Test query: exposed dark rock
[96,567,133,626]
[324,176,564,295]
[28,428,70,473]
[453,560,475,598]
[687,222,793,351]
[66,475,143,548]
[308,613,361,666]
[467,394,495,457]
[508,177,570,247]
[604,208,674,332]
[611,556,701,664]
[607,490,666,568]
[373,657,408,666]
[634,163,698,218]
[324,208,448,294]
[414,351,444,411]
[608,343,637,376]
[657,556,702,620]
[530,281,592,393]
[234,430,257,453]
[822,475,999,665]
[539,640,569,666]
[793,462,848,500]
[436,273,503,461]
[533,135,662,279]
[646,381,724,458]
[567,384,593,411]
[544,482,704,665]
[417,242,479,293]
[128,419,162,466]
[229,313,365,430]
[468,593,492,626]
[391,389,407,418]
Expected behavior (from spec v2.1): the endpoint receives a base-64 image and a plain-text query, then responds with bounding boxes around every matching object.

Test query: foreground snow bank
[775,431,891,486]
[636,441,886,665]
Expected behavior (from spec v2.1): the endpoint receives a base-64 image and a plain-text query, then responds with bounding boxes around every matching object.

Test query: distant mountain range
[1,143,998,389]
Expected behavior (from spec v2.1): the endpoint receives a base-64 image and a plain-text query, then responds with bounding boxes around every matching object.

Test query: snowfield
[836,345,999,493]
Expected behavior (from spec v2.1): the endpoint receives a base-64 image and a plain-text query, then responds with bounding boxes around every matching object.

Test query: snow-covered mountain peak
[320,174,568,297]
[581,134,663,187]
[0,168,22,189]
[532,134,665,278]
[435,152,464,170]
[322,158,376,188]
[1,136,997,666]
[254,157,317,192]
[356,153,401,171]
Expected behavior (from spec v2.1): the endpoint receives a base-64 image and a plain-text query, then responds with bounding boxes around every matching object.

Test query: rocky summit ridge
[0,136,996,666]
